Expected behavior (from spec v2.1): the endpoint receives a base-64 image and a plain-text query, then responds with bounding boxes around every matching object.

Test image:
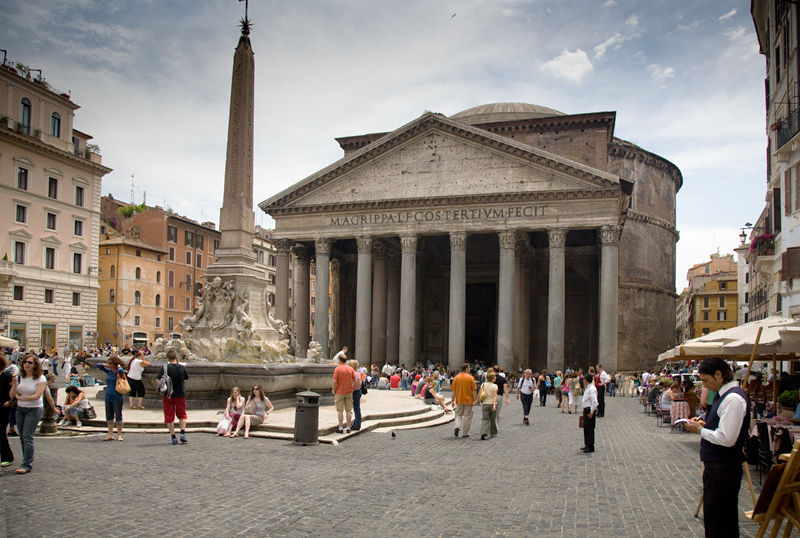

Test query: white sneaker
[57,420,66,426]
[75,420,82,427]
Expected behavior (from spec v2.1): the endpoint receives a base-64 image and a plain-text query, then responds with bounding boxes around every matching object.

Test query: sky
[1,0,767,292]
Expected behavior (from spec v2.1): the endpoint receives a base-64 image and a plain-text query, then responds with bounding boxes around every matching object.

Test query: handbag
[216,416,232,435]
[116,371,131,394]
[578,414,584,428]
[478,383,487,402]
[84,404,97,420]
[574,382,584,396]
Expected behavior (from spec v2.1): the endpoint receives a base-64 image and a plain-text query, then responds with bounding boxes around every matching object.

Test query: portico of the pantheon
[259,103,681,373]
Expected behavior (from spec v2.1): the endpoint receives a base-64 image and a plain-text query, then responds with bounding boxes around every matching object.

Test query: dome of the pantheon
[450,102,566,126]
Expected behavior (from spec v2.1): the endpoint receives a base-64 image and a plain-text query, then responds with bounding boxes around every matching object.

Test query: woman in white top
[10,354,47,474]
[62,352,72,382]
[477,370,498,440]
[222,387,245,437]
[126,351,151,410]
[59,385,91,427]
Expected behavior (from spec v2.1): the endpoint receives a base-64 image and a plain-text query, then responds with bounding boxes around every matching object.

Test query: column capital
[400,234,418,253]
[356,236,373,254]
[314,237,332,256]
[275,239,293,255]
[498,230,517,250]
[449,231,467,251]
[547,227,568,248]
[373,240,387,260]
[293,244,311,262]
[598,225,622,246]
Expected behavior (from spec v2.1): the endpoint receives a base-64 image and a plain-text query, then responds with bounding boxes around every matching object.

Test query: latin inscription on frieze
[330,205,548,227]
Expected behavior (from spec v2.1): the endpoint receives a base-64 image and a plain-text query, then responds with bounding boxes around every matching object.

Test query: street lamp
[740,222,765,245]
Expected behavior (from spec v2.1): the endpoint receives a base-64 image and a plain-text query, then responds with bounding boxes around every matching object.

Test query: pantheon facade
[259,103,681,373]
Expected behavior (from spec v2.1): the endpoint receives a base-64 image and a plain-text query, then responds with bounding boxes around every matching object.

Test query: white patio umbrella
[0,335,20,349]
[658,316,800,361]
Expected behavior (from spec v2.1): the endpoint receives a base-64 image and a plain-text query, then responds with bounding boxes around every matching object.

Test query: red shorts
[162,397,187,423]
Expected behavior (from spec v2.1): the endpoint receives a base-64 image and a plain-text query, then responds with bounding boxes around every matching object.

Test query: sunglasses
[23,361,34,365]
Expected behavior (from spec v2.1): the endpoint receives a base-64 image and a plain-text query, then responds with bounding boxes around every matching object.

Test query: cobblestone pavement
[1,394,789,538]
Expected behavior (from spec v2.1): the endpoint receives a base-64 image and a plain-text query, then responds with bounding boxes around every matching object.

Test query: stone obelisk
[189,20,277,347]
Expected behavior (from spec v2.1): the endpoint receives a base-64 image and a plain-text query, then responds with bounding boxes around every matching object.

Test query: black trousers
[520,393,533,417]
[582,407,595,449]
[0,406,13,464]
[702,461,742,538]
[597,385,606,417]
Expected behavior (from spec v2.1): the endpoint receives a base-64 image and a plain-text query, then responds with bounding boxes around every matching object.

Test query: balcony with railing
[778,105,800,149]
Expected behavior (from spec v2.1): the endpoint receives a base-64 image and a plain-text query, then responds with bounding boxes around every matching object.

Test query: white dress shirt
[700,381,748,448]
[599,370,611,385]
[582,383,598,412]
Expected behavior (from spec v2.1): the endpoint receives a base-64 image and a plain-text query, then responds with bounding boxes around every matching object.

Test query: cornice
[261,114,620,211]
[620,282,679,299]
[624,210,680,241]
[0,128,112,175]
[267,188,620,217]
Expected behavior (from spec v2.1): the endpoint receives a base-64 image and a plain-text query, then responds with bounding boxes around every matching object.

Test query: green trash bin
[293,390,320,446]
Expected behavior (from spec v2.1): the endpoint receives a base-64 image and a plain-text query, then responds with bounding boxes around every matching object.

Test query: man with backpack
[157,350,189,445]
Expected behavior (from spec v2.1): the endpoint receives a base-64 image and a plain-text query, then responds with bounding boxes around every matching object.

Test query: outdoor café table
[670,400,690,425]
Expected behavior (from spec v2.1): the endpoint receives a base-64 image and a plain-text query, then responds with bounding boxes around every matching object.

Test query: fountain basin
[86,359,335,409]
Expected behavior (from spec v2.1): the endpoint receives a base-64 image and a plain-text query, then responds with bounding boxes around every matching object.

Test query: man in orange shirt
[332,353,358,434]
[450,363,477,438]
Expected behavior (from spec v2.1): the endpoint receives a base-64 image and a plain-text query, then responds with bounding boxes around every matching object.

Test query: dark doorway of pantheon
[465,283,496,363]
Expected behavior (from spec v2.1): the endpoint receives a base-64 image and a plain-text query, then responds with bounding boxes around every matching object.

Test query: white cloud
[719,9,737,21]
[604,0,617,6]
[594,33,624,59]
[625,14,638,27]
[647,63,675,85]
[541,49,593,83]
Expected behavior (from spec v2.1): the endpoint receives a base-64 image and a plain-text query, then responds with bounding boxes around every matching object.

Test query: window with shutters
[795,164,800,213]
[782,247,800,279]
[786,167,793,215]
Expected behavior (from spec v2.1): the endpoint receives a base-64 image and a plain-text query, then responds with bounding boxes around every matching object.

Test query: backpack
[157,364,173,398]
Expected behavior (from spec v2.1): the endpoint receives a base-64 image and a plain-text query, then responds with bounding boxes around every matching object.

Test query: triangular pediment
[260,113,620,215]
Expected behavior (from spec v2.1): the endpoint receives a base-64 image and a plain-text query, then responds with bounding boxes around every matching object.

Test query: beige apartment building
[0,56,111,350]
[97,229,167,348]
[101,196,221,338]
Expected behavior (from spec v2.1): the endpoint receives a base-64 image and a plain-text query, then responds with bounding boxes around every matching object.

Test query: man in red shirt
[450,363,477,437]
[389,372,401,389]
[332,353,358,433]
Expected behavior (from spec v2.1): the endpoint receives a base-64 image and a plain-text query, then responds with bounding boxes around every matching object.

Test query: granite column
[448,232,467,373]
[355,236,373,366]
[293,245,310,358]
[598,226,621,372]
[399,235,417,369]
[547,228,567,373]
[313,238,331,356]
[497,231,516,372]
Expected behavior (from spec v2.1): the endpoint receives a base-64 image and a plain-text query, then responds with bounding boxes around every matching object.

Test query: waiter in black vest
[684,357,750,538]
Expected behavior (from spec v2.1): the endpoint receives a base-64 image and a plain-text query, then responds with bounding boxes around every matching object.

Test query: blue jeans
[400,378,408,390]
[352,389,362,430]
[15,406,43,471]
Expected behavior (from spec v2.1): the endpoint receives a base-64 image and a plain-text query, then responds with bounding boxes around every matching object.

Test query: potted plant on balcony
[750,233,776,256]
